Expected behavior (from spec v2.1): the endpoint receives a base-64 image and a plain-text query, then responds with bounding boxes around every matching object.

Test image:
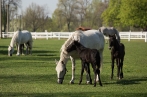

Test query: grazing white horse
[8,30,33,56]
[55,30,105,84]
[99,27,120,48]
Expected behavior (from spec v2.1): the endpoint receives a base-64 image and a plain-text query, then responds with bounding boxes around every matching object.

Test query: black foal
[109,35,125,80]
[66,41,102,87]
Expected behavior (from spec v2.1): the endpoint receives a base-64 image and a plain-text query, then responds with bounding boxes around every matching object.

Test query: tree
[86,0,108,28]
[119,0,147,31]
[101,0,120,27]
[23,3,49,32]
[57,0,79,31]
[101,0,147,31]
[1,0,21,32]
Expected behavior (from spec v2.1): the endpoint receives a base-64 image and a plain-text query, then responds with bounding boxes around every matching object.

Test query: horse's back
[73,30,105,50]
[21,31,33,43]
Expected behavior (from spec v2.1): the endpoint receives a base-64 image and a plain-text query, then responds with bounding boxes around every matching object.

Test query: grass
[0,38,147,97]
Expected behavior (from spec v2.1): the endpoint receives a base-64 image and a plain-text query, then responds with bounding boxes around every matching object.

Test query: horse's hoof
[69,81,74,84]
[79,82,81,85]
[87,81,92,84]
[100,83,103,86]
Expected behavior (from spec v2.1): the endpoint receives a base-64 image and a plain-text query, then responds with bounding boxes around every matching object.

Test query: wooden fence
[1,31,147,42]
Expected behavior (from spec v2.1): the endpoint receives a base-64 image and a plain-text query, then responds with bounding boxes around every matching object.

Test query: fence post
[145,32,147,42]
[45,30,48,40]
[58,32,60,40]
[128,30,131,41]
[35,32,37,39]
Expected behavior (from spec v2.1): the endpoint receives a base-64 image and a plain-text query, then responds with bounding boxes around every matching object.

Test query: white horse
[55,30,105,84]
[99,27,120,48]
[8,30,33,56]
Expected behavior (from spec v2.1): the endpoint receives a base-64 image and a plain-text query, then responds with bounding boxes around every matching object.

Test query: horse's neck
[10,33,18,47]
[60,51,69,65]
[114,40,120,51]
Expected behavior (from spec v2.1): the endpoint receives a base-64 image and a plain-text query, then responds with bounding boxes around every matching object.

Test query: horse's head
[8,46,14,56]
[109,35,117,50]
[55,60,67,84]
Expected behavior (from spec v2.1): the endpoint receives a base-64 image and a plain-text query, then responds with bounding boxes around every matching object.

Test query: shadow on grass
[0,45,59,57]
[102,76,147,86]
[116,77,147,85]
[0,91,147,97]
[0,74,56,84]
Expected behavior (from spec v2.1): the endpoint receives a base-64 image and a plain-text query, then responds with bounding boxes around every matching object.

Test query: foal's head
[109,35,117,49]
[66,41,80,53]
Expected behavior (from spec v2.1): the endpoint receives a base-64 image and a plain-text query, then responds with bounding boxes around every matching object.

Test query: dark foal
[66,41,102,87]
[109,35,125,80]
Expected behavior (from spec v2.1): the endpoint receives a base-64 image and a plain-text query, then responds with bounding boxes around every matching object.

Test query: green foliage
[119,0,147,29]
[101,0,121,26]
[102,0,147,30]
[0,39,147,96]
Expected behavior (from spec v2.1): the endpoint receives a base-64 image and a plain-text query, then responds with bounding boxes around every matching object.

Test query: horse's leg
[120,58,124,79]
[70,56,75,84]
[91,63,97,87]
[111,57,114,79]
[96,67,102,86]
[85,63,92,84]
[116,59,121,79]
[16,44,20,56]
[20,44,24,55]
[97,49,103,82]
[79,61,85,85]
[25,43,29,55]
[28,41,32,55]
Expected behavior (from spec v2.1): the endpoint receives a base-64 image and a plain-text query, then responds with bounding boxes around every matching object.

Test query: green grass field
[0,39,147,97]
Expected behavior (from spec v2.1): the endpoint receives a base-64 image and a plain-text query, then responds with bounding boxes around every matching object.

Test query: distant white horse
[99,27,120,48]
[55,30,105,84]
[8,30,33,56]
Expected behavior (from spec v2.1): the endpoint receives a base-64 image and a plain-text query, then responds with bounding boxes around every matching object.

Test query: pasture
[0,39,147,97]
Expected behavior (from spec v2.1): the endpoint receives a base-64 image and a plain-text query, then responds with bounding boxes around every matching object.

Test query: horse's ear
[99,28,101,32]
[55,59,58,65]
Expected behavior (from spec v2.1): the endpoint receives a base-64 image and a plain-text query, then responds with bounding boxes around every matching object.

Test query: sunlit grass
[0,39,147,97]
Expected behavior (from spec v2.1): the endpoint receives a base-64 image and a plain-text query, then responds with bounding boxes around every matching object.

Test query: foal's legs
[96,67,102,86]
[84,63,92,84]
[111,58,115,79]
[116,59,121,79]
[79,61,85,85]
[91,63,97,87]
[120,58,124,79]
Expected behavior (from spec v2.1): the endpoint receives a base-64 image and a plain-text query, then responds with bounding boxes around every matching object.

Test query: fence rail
[1,31,147,42]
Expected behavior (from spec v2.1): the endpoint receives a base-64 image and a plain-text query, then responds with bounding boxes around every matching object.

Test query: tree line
[1,0,147,33]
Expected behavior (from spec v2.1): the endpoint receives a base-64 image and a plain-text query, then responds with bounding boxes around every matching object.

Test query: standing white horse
[99,27,120,48]
[55,30,105,84]
[8,30,33,56]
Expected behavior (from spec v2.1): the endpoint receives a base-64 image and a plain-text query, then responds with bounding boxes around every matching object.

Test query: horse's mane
[76,27,91,31]
[10,31,20,47]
